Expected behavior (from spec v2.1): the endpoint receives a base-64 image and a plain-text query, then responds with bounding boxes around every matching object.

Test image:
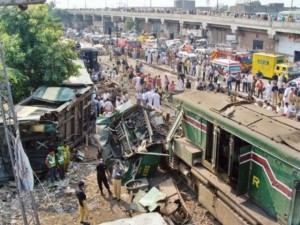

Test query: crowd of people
[83,8,298,23]
[90,47,300,122]
[90,55,192,117]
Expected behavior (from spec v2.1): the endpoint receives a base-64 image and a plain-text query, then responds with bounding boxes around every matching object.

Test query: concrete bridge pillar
[132,17,138,33]
[179,21,184,36]
[268,29,276,39]
[231,25,238,34]
[103,16,113,34]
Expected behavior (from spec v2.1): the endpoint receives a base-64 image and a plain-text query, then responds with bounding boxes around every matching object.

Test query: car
[146,37,157,44]
[177,51,198,62]
[194,48,211,55]
[194,38,208,47]
[287,77,300,88]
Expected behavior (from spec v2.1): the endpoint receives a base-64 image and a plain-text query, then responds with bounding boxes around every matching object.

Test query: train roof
[62,60,93,87]
[173,91,300,165]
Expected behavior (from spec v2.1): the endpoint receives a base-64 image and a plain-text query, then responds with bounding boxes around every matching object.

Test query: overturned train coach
[0,61,93,182]
[167,90,300,225]
[95,102,170,185]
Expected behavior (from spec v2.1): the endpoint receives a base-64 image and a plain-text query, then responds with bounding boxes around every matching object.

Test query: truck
[252,52,300,80]
[211,49,252,72]
[211,58,241,76]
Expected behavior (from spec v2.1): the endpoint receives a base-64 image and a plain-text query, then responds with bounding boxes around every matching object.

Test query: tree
[0,5,79,102]
[124,18,134,32]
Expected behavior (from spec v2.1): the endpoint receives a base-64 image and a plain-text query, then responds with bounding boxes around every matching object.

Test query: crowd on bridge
[79,8,298,23]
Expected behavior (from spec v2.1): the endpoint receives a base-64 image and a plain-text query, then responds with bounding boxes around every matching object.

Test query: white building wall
[276,35,300,62]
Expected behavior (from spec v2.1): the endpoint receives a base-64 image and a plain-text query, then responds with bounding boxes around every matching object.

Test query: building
[174,0,195,11]
[230,1,284,16]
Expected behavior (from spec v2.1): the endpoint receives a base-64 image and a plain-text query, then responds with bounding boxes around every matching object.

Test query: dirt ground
[35,144,220,225]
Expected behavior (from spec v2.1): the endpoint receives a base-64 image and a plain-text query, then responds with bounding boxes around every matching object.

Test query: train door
[233,137,252,191]
[288,181,300,225]
[236,145,252,195]
[215,128,231,181]
[215,127,252,187]
[203,121,214,169]
[215,128,229,175]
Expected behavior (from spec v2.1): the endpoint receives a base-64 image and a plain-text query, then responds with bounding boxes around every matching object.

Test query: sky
[50,0,298,9]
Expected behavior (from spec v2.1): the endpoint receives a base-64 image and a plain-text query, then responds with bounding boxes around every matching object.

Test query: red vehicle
[231,52,252,73]
[117,38,128,47]
[211,58,241,76]
[211,49,252,73]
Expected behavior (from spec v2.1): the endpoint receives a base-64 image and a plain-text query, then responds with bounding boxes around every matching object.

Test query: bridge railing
[67,9,300,31]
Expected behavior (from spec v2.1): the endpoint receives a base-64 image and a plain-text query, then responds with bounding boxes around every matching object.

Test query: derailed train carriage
[0,61,93,182]
[167,91,300,225]
[95,102,170,185]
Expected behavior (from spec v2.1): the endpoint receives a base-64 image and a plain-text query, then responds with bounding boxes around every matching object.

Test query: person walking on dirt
[76,179,90,225]
[112,161,124,202]
[96,158,112,196]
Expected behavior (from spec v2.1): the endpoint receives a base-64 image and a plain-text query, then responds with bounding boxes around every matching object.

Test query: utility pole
[0,42,40,225]
[290,0,294,10]
[0,2,49,225]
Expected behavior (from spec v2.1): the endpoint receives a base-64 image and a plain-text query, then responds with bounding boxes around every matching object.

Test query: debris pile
[128,178,190,225]
[96,103,171,185]
[99,212,167,225]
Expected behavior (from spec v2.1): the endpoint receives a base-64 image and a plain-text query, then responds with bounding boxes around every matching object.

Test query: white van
[194,48,211,55]
[177,51,198,62]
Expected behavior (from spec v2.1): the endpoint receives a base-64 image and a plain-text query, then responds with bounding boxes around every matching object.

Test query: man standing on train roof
[96,158,112,196]
[45,148,57,184]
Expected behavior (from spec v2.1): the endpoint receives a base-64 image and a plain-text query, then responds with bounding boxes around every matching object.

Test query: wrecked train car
[95,102,170,184]
[167,90,300,225]
[0,61,93,182]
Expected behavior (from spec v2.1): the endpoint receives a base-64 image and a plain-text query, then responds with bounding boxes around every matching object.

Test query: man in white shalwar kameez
[146,89,154,106]
[135,74,142,92]
[264,80,273,101]
[152,91,161,109]
[177,78,184,91]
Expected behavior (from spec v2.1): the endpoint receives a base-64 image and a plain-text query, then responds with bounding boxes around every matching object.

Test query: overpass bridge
[66,9,300,61]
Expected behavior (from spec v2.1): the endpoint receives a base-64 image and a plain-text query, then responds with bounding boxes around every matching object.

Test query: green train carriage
[167,90,300,225]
